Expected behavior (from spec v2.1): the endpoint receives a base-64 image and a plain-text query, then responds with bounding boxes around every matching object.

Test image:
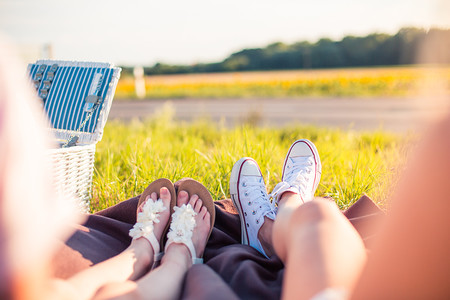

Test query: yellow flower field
[115,66,450,99]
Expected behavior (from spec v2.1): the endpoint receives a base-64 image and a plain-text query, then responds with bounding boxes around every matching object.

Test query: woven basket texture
[47,144,96,212]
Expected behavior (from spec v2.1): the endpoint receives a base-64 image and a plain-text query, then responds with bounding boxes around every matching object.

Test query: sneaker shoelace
[242,179,276,224]
[285,156,314,192]
[271,156,315,202]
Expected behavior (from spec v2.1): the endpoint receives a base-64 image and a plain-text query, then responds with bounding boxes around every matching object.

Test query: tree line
[122,27,450,76]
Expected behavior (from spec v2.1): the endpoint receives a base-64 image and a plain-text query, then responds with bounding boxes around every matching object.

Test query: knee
[289,198,341,227]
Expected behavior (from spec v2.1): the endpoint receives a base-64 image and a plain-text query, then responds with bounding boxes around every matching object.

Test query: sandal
[129,178,176,269]
[164,179,216,264]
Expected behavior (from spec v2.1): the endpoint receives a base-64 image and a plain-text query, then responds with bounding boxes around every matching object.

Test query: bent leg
[55,187,173,300]
[272,191,305,261]
[91,245,191,300]
[59,238,152,300]
[93,190,211,300]
[274,197,367,300]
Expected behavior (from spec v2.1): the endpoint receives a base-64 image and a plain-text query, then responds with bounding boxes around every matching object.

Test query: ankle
[163,243,192,269]
[129,238,153,267]
[257,217,275,257]
[278,191,302,207]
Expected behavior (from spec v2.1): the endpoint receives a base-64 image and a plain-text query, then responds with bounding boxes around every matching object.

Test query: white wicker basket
[48,144,96,212]
[28,60,121,212]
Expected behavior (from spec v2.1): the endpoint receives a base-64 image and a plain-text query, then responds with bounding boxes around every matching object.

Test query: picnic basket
[27,60,121,212]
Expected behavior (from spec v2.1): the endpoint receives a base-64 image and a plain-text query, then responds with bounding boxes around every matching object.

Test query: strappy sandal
[164,179,215,264]
[129,178,176,269]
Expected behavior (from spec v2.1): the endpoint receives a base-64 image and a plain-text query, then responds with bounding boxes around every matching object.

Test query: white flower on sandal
[129,199,167,239]
[166,204,197,244]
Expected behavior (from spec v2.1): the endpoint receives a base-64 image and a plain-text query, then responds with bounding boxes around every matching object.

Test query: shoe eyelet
[244,192,248,196]
[256,220,259,224]
[244,212,247,216]
[260,206,262,209]
[252,210,256,215]
[242,182,247,187]
[248,201,252,205]
[246,223,249,227]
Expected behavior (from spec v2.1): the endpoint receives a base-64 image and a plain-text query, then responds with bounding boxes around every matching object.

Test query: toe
[199,206,207,218]
[178,190,189,206]
[151,192,157,201]
[194,198,203,213]
[138,195,151,212]
[160,187,171,205]
[188,194,199,207]
[204,211,211,226]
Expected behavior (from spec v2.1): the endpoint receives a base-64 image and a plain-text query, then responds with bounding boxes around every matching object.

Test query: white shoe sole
[282,139,322,199]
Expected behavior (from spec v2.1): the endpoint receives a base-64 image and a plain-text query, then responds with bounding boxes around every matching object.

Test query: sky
[0,0,449,66]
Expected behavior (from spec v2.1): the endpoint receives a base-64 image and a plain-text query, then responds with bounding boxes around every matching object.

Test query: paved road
[109,97,449,132]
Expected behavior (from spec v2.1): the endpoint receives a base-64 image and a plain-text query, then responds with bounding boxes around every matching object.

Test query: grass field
[115,66,450,99]
[91,111,411,212]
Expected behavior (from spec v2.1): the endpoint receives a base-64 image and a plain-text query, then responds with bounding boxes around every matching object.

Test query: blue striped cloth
[28,61,120,137]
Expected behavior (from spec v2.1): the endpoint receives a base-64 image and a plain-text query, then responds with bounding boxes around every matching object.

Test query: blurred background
[1,0,449,131]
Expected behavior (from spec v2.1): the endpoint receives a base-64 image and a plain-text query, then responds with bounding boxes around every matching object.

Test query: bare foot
[132,187,171,258]
[165,190,211,264]
[187,192,211,258]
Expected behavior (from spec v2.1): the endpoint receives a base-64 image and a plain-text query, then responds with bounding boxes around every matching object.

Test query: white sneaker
[230,157,276,257]
[271,139,322,205]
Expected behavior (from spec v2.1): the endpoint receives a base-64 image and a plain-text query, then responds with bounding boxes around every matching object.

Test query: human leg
[56,186,173,300]
[280,117,450,300]
[271,191,305,261]
[274,197,367,300]
[268,140,366,299]
[93,190,211,300]
[230,139,322,257]
[266,139,324,258]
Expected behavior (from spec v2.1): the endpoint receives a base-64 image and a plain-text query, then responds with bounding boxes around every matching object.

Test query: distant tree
[121,27,450,75]
[311,38,344,68]
[340,34,390,66]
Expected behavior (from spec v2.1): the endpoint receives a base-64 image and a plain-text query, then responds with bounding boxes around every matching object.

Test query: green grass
[91,110,411,212]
